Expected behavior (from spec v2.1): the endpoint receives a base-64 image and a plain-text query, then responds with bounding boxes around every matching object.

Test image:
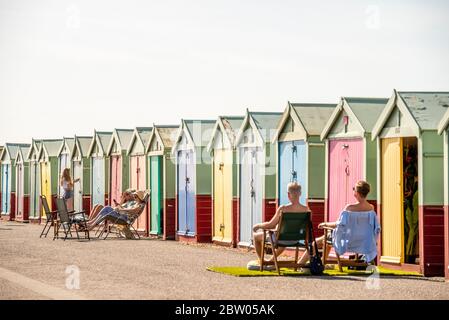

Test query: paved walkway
[0,220,447,300]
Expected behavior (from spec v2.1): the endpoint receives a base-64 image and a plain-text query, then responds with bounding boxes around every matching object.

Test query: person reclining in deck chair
[86,189,136,222]
[79,191,145,231]
[251,182,310,267]
[298,180,380,266]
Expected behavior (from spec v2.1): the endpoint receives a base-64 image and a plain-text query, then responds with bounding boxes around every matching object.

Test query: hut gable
[207,116,244,151]
[38,140,63,161]
[274,102,335,143]
[172,120,215,155]
[107,129,134,156]
[321,97,388,140]
[236,110,282,147]
[128,127,152,156]
[72,136,93,160]
[1,143,26,163]
[146,125,178,153]
[26,140,42,161]
[15,145,30,164]
[373,91,449,139]
[87,132,112,158]
[57,137,75,158]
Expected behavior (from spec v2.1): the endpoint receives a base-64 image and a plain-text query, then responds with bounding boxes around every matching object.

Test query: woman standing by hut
[60,168,79,211]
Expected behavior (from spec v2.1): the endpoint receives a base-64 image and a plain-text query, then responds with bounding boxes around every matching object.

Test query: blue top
[332,210,381,262]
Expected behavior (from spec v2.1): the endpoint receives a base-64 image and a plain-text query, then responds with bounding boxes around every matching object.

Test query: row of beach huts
[1,90,448,279]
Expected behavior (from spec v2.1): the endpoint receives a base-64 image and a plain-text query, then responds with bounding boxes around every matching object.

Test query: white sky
[1,0,448,145]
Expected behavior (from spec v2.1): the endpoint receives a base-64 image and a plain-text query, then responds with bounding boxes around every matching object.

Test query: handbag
[308,224,324,275]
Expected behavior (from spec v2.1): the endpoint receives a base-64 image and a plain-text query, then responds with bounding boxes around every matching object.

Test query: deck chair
[39,195,58,238]
[321,211,380,272]
[99,192,150,240]
[54,198,90,241]
[260,211,314,275]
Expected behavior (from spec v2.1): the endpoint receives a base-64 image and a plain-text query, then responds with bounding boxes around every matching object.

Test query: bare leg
[253,232,264,260]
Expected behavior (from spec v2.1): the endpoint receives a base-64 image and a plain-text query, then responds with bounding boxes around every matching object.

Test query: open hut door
[110,156,122,206]
[30,162,40,218]
[41,162,52,216]
[1,165,10,213]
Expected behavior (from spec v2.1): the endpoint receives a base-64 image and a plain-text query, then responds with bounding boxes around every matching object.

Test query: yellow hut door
[380,138,404,264]
[213,150,225,241]
[222,150,233,243]
[213,149,233,243]
[41,162,52,217]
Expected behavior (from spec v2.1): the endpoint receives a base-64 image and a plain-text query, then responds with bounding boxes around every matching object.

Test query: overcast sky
[1,0,448,144]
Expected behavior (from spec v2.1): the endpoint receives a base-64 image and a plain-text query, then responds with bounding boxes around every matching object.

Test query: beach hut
[372,90,448,276]
[26,140,42,222]
[14,144,31,222]
[207,116,244,246]
[171,119,215,242]
[272,102,335,236]
[37,139,63,218]
[438,105,449,281]
[234,110,283,247]
[71,136,93,213]
[57,137,75,197]
[1,144,29,220]
[145,125,178,239]
[87,131,112,208]
[320,97,388,223]
[127,127,152,235]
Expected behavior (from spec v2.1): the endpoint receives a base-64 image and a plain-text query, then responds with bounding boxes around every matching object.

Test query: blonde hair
[354,180,370,198]
[287,182,301,196]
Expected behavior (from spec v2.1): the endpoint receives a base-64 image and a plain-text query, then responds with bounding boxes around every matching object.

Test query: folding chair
[99,192,150,240]
[260,211,315,275]
[39,195,57,238]
[54,198,90,241]
[321,211,379,272]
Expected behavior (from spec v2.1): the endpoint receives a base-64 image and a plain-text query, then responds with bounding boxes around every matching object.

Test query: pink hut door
[131,156,147,232]
[136,156,147,232]
[328,138,363,222]
[110,156,122,205]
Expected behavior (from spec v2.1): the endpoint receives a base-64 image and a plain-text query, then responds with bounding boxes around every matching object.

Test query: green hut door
[150,156,163,235]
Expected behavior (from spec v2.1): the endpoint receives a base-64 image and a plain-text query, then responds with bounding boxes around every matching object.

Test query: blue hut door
[279,140,307,206]
[1,164,10,214]
[92,157,105,206]
[177,150,196,236]
[239,147,263,245]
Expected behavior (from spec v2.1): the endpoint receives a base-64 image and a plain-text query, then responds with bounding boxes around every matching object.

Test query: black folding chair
[39,195,57,238]
[54,198,90,241]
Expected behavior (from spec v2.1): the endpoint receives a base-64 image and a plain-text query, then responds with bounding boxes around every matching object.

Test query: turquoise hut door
[239,147,263,246]
[177,150,196,236]
[29,162,40,218]
[150,156,163,235]
[73,161,83,212]
[279,141,307,206]
[92,157,105,206]
[1,164,10,214]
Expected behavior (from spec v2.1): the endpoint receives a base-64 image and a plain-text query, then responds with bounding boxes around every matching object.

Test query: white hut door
[73,161,83,212]
[16,164,23,218]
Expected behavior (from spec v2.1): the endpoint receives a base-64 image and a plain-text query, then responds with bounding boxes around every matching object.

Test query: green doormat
[206,266,422,277]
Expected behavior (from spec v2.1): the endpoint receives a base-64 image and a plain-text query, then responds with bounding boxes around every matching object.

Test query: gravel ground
[0,220,447,300]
